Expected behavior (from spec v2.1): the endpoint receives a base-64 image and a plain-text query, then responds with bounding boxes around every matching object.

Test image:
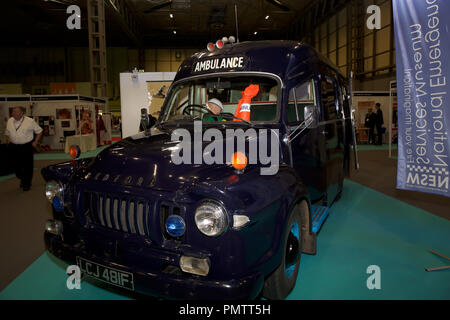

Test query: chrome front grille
[84,192,151,237]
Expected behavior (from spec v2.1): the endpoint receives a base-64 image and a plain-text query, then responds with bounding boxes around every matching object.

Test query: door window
[321,77,338,121]
[340,83,350,119]
[287,80,316,124]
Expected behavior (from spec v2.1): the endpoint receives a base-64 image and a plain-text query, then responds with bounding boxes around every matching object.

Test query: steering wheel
[177,104,252,125]
[182,104,211,116]
[175,99,189,112]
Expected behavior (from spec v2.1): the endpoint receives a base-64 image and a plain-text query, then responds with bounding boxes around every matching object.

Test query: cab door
[286,79,324,202]
[318,75,345,205]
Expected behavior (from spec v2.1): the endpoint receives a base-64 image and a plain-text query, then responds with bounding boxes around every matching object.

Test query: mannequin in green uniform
[203,98,225,122]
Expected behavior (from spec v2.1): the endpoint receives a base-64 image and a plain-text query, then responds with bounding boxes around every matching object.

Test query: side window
[320,77,338,121]
[287,80,315,124]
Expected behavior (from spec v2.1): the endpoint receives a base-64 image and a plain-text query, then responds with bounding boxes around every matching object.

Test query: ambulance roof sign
[193,56,247,73]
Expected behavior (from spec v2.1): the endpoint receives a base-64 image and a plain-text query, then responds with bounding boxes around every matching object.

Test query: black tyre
[262,201,305,300]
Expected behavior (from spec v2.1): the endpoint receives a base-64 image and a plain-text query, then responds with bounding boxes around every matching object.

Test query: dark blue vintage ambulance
[43,40,357,299]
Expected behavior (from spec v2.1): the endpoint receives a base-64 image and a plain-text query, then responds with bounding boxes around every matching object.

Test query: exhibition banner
[393,0,450,197]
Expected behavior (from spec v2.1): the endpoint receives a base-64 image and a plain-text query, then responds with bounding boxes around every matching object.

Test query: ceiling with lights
[2,0,320,47]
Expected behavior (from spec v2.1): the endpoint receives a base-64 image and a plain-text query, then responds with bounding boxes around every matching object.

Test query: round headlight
[195,201,228,237]
[45,180,63,202]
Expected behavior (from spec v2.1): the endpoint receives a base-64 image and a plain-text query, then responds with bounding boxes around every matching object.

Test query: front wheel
[262,202,305,300]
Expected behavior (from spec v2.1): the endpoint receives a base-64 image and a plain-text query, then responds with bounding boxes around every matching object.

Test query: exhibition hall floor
[1,146,449,300]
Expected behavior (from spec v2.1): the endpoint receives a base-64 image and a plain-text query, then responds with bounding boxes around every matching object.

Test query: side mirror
[304,105,319,128]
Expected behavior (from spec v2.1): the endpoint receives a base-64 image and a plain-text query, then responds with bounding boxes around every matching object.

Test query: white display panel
[120,72,176,139]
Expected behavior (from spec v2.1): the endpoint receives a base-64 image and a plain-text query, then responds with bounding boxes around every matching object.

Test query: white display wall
[120,72,176,139]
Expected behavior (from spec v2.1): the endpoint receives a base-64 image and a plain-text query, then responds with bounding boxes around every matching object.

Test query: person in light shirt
[5,106,43,191]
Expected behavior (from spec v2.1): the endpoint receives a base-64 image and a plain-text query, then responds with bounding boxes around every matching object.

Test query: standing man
[5,107,43,191]
[375,102,384,145]
[365,108,376,144]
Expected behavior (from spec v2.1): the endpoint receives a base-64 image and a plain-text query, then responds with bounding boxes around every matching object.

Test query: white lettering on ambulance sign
[194,56,245,72]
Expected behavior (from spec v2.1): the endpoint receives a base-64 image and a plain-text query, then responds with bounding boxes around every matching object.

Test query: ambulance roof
[174,40,344,85]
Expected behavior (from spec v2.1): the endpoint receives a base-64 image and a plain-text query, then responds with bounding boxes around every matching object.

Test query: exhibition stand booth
[352,91,396,145]
[0,94,112,153]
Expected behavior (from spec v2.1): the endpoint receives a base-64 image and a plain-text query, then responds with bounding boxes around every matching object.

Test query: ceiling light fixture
[173,30,177,34]
[170,13,174,18]
[265,15,269,20]
[254,31,258,35]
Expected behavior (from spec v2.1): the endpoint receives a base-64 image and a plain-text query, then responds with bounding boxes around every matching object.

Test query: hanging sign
[393,0,450,197]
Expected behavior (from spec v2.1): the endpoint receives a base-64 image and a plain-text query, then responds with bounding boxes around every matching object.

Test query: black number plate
[76,257,134,291]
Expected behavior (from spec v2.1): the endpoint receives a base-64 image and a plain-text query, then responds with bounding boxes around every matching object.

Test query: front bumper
[44,231,264,300]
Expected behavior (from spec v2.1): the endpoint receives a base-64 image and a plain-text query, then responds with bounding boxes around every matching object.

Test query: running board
[311,205,330,233]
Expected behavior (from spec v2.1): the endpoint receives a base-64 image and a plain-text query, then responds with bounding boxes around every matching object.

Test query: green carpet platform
[1,179,449,300]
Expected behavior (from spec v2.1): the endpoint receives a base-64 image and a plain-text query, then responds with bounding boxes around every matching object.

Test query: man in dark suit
[375,103,384,145]
[365,108,376,144]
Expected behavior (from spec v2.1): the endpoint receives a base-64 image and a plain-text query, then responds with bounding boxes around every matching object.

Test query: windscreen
[160,76,279,123]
